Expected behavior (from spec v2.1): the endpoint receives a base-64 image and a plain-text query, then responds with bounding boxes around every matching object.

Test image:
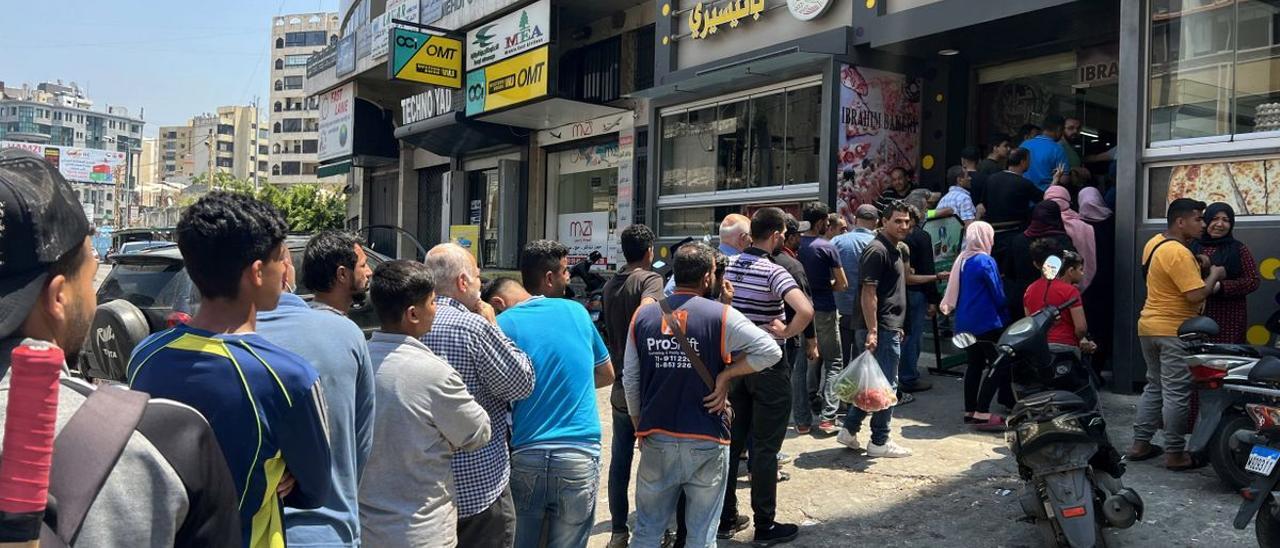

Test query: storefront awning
[471,98,628,131]
[395,112,524,157]
[317,159,351,178]
[630,50,830,101]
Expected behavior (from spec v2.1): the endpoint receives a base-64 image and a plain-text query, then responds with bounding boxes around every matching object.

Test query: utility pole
[207,129,214,189]
[252,97,260,194]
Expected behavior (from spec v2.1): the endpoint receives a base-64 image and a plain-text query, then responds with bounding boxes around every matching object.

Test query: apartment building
[0,80,143,152]
[270,12,340,185]
[158,105,268,184]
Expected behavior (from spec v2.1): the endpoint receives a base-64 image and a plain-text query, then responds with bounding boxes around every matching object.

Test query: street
[586,355,1256,547]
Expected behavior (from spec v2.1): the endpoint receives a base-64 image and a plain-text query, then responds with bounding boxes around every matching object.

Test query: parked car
[81,235,389,382]
[104,240,171,264]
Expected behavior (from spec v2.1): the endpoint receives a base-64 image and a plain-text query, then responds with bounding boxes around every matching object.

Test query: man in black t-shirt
[600,224,666,547]
[837,202,914,458]
[983,147,1045,273]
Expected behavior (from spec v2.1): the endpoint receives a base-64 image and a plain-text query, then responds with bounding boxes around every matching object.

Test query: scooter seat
[1179,316,1220,338]
[1012,390,1090,419]
[1248,356,1280,384]
[1257,346,1280,359]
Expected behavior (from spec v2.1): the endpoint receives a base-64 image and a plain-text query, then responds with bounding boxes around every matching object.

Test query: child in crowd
[1023,247,1097,354]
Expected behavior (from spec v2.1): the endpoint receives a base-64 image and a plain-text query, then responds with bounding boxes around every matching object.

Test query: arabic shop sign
[466,0,550,70]
[689,0,765,40]
[390,27,464,88]
[465,45,549,116]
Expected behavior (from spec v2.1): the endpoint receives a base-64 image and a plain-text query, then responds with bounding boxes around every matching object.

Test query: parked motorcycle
[955,255,1142,548]
[1229,356,1280,546]
[1183,315,1280,491]
[567,251,607,331]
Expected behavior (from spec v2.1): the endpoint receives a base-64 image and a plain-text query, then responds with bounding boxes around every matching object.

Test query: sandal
[973,415,1007,432]
[1123,445,1164,462]
[963,414,983,424]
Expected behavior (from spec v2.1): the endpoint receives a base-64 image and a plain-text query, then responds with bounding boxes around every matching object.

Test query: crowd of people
[0,107,1266,548]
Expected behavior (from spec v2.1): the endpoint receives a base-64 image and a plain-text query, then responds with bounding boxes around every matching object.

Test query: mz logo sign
[569,220,593,239]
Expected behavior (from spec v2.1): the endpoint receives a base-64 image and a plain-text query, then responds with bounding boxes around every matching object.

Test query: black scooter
[956,256,1142,547]
[1183,315,1280,491]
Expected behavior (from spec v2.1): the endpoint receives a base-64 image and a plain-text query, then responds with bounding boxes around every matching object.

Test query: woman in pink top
[1043,185,1096,290]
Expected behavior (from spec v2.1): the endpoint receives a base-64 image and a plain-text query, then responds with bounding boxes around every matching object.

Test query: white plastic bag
[832,350,898,412]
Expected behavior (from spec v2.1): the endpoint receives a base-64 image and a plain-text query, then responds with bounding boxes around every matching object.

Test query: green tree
[183,173,347,232]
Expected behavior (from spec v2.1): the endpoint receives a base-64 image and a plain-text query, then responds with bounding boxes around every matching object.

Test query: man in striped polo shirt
[719,207,814,545]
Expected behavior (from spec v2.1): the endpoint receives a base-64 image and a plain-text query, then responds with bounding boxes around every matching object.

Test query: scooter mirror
[952,332,977,349]
[1042,255,1063,280]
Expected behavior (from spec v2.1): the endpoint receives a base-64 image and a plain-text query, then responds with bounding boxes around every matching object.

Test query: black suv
[83,235,388,382]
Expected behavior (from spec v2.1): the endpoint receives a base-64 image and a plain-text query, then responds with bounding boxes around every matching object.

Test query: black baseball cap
[0,149,92,339]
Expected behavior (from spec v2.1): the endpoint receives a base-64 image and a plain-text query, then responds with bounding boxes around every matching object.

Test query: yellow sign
[688,0,765,39]
[449,224,481,261]
[465,46,549,116]
[390,28,463,88]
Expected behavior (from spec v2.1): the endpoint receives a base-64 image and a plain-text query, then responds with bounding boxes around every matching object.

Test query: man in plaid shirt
[936,165,978,226]
[422,244,535,548]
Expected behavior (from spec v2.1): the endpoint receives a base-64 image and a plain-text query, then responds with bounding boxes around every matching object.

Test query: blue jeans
[842,329,902,446]
[790,335,814,427]
[510,448,600,548]
[900,291,928,385]
[609,410,637,533]
[633,434,729,548]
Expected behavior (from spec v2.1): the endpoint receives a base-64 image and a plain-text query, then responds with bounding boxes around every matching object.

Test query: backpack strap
[40,384,149,546]
[657,298,717,392]
[1142,238,1179,280]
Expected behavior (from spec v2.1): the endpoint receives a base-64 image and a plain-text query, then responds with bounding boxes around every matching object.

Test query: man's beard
[351,278,370,303]
[62,299,93,358]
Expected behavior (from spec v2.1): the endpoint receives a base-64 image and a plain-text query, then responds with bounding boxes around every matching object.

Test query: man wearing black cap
[0,149,239,546]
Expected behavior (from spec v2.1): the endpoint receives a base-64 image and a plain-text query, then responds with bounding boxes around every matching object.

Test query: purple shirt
[726,248,800,341]
[798,235,842,312]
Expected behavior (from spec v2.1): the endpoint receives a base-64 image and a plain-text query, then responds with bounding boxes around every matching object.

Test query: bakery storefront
[643,0,942,246]
[1119,0,1280,386]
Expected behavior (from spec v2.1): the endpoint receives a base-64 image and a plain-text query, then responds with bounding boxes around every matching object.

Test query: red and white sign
[558,211,609,263]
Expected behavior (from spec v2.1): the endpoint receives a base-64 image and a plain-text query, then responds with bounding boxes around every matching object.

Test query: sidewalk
[589,353,1256,546]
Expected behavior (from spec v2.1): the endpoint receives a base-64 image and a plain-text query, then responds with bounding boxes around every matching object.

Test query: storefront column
[396,143,418,258]
[1113,0,1145,392]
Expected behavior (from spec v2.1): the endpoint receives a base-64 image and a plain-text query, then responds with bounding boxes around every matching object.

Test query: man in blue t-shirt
[498,240,614,548]
[796,202,848,435]
[1019,114,1070,191]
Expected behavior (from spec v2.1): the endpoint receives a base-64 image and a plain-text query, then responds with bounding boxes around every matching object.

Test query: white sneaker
[867,440,912,458]
[836,429,861,451]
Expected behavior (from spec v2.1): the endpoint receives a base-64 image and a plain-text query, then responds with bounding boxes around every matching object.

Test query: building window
[276,37,284,48]
[283,76,304,90]
[302,139,318,153]
[275,79,283,91]
[1149,1,1280,144]
[216,157,234,168]
[281,161,301,175]
[273,143,281,154]
[274,122,282,133]
[282,118,302,132]
[284,30,327,47]
[275,58,284,70]
[274,101,282,112]
[259,145,268,155]
[659,82,820,196]
[259,160,268,172]
[217,124,234,136]
[217,141,234,152]
[284,54,311,67]
[272,164,281,176]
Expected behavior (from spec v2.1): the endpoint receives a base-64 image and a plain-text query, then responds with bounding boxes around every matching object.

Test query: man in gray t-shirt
[361,261,491,548]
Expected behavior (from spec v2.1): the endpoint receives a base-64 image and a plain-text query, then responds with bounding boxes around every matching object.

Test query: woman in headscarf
[1004,201,1076,320]
[1191,203,1260,344]
[1044,185,1097,290]
[1079,187,1116,374]
[941,221,1010,430]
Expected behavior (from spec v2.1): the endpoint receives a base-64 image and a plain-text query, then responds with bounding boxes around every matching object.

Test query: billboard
[318,83,355,161]
[1,141,126,184]
[465,46,549,116]
[390,28,463,88]
[465,0,550,70]
[833,65,922,226]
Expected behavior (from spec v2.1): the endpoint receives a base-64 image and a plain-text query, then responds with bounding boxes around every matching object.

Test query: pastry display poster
[1162,159,1280,216]
[835,65,922,225]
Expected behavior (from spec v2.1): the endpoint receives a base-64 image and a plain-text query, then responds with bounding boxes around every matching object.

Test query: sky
[1,0,340,137]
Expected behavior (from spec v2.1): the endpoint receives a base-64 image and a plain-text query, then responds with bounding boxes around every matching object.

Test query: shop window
[659,83,820,196]
[1147,156,1280,218]
[658,206,743,238]
[1149,0,1280,143]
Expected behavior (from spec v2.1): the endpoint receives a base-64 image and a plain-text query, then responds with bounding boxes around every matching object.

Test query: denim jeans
[900,291,928,385]
[813,310,845,421]
[510,447,600,548]
[842,329,902,446]
[633,434,729,548]
[609,410,637,533]
[790,335,815,428]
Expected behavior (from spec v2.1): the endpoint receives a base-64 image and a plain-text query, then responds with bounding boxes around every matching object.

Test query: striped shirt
[725,248,800,340]
[127,324,333,548]
[938,185,977,221]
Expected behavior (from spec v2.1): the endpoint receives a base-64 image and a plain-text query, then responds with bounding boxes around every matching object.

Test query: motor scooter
[1227,356,1280,546]
[1183,316,1280,490]
[955,256,1142,547]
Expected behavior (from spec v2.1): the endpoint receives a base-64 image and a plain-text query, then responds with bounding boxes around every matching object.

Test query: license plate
[1246,445,1280,476]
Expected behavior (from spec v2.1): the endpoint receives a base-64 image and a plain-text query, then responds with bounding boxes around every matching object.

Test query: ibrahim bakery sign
[686,0,834,39]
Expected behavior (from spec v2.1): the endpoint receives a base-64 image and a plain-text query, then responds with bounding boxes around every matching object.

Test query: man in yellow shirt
[1129,198,1226,470]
